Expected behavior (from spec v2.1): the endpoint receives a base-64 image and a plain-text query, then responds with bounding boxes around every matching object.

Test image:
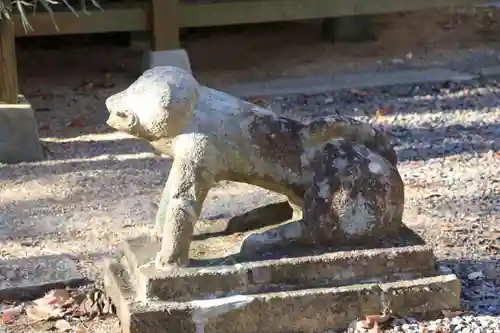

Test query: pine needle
[0,0,102,33]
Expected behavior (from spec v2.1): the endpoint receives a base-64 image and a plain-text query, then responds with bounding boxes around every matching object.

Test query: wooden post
[150,0,180,50]
[0,18,19,104]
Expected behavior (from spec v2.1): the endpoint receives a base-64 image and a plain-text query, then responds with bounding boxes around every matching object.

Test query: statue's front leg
[153,177,172,237]
[154,159,214,269]
[151,139,175,237]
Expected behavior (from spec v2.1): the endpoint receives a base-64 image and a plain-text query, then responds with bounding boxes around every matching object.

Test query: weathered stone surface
[104,257,460,333]
[105,66,403,269]
[0,96,43,164]
[120,234,437,301]
[0,255,87,301]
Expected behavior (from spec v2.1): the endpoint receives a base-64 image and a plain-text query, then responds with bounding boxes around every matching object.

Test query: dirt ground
[2,4,500,333]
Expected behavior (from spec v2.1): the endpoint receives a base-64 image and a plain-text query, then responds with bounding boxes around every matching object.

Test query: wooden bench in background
[0,0,494,103]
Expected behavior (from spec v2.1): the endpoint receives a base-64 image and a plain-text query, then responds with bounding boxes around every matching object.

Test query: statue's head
[105,66,200,141]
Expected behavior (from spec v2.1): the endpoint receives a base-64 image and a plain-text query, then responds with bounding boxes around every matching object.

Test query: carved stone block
[103,227,461,333]
[0,95,43,164]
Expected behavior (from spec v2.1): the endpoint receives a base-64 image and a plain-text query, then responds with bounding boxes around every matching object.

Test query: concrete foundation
[142,49,192,74]
[103,227,461,333]
[0,96,43,164]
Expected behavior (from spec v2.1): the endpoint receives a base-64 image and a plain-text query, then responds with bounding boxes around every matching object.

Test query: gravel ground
[2,5,500,333]
[2,77,500,333]
[263,79,500,332]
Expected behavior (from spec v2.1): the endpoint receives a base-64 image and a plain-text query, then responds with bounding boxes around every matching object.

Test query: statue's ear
[116,110,137,129]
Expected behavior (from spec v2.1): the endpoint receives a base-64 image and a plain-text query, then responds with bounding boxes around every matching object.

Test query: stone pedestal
[0,95,44,164]
[103,227,461,333]
[142,49,192,74]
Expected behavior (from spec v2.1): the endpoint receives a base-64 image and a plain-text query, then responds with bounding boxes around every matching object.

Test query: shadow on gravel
[29,77,500,163]
[0,194,158,243]
[0,155,171,184]
[34,121,500,166]
[41,137,156,159]
[438,258,500,316]
[37,125,118,140]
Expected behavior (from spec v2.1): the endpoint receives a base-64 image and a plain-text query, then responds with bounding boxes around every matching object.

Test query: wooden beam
[12,4,148,37]
[180,0,493,27]
[0,19,19,104]
[151,0,180,50]
[4,0,493,40]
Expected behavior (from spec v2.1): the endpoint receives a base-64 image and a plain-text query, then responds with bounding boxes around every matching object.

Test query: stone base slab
[104,225,461,333]
[104,258,461,333]
[120,234,438,301]
[0,95,43,164]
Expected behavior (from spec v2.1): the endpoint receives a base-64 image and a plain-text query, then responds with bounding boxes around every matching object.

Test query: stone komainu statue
[105,66,404,269]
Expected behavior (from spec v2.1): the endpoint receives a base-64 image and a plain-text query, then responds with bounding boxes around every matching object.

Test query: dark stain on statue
[301,143,346,243]
[247,115,305,173]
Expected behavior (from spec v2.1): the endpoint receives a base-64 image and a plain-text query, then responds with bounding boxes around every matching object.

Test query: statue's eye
[116,111,128,118]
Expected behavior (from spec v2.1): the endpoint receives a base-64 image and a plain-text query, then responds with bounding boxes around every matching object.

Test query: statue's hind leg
[239,219,310,257]
[238,179,342,256]
[238,191,312,257]
[240,191,324,256]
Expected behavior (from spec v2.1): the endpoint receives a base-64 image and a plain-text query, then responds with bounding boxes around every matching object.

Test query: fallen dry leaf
[35,289,73,307]
[66,120,87,128]
[357,319,372,330]
[26,305,54,322]
[27,289,75,322]
[1,304,23,324]
[434,327,451,333]
[248,97,267,106]
[368,313,390,324]
[375,105,394,119]
[367,321,382,333]
[350,89,368,96]
[442,309,465,318]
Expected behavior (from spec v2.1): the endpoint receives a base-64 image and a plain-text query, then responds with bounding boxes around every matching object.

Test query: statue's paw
[239,233,262,257]
[153,254,189,271]
[154,255,180,271]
